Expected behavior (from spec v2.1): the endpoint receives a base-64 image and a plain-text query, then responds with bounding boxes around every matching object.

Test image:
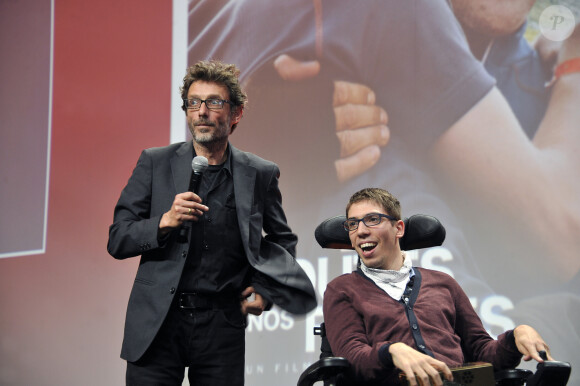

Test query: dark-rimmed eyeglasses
[183,98,233,111]
[343,213,397,231]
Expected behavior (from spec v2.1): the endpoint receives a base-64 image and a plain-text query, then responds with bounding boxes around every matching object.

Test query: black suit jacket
[107,142,316,362]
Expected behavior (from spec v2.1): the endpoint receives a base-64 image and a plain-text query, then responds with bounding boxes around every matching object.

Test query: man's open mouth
[360,242,377,252]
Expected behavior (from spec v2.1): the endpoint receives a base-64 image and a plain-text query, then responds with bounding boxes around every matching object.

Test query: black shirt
[178,147,251,295]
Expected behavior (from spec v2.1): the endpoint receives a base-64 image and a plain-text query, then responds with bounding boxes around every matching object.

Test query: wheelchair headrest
[314,214,446,251]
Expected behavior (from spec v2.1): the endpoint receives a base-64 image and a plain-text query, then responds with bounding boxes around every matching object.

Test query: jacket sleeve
[251,163,317,314]
[261,164,297,254]
[107,149,166,259]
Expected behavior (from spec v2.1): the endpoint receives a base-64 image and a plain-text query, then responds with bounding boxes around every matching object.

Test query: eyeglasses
[343,213,397,231]
[183,98,233,111]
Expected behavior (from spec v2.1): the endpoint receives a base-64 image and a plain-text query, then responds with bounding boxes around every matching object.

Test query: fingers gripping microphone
[178,156,208,242]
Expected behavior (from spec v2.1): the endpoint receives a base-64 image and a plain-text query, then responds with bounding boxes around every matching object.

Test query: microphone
[178,155,208,242]
[188,155,209,194]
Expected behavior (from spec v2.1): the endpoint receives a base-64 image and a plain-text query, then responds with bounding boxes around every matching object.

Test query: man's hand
[389,343,453,386]
[240,286,267,316]
[273,54,321,80]
[273,54,390,182]
[333,80,390,182]
[513,325,552,362]
[158,192,208,236]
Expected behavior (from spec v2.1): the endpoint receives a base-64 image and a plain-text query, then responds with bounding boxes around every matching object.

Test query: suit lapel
[170,142,194,194]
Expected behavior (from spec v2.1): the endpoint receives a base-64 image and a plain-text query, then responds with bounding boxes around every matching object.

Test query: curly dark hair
[180,60,247,112]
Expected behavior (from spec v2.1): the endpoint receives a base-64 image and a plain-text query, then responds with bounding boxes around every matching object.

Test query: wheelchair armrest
[297,357,350,386]
[525,360,571,386]
[494,368,533,386]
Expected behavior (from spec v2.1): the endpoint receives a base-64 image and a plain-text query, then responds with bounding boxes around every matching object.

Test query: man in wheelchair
[322,188,553,386]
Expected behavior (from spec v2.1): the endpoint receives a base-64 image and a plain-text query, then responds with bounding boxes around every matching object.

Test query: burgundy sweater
[323,268,521,383]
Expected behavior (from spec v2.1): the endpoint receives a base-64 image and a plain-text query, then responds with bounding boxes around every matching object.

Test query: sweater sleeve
[451,277,522,369]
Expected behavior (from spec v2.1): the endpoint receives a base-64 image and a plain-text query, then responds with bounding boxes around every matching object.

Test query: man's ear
[231,107,243,124]
[395,219,405,239]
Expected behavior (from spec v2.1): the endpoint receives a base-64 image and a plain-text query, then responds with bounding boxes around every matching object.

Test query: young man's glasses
[343,213,397,231]
[183,98,233,111]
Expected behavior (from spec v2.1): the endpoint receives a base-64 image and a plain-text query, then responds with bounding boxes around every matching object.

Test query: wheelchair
[298,214,571,386]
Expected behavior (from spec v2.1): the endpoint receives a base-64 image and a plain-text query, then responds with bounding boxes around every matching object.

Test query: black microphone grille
[192,156,208,172]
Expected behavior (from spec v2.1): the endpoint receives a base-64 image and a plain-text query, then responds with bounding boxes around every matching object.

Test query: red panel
[0,1,172,384]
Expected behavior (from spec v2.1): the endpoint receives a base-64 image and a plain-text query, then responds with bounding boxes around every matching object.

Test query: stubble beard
[188,118,230,145]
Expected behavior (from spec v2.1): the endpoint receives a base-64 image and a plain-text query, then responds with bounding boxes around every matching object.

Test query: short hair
[180,60,248,112]
[346,188,402,220]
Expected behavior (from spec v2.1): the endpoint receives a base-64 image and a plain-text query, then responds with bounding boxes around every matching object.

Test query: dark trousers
[126,302,245,386]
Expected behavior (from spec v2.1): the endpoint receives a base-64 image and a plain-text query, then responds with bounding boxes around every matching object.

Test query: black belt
[178,292,239,310]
